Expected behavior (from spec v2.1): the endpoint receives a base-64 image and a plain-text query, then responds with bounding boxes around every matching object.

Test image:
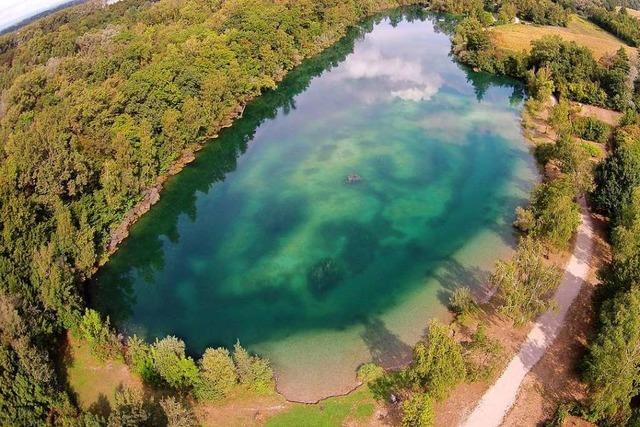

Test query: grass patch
[491,15,634,59]
[265,388,376,427]
[65,335,142,415]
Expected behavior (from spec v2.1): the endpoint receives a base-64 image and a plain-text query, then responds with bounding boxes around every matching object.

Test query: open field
[491,15,636,59]
[64,335,143,416]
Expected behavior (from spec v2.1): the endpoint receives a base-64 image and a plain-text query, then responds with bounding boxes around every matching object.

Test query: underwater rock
[345,174,362,184]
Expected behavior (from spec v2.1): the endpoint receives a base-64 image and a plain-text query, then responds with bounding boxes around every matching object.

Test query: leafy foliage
[593,124,640,221]
[160,396,198,427]
[463,324,505,382]
[106,387,149,427]
[583,287,640,424]
[0,0,422,419]
[589,7,640,47]
[233,341,274,394]
[492,238,562,325]
[572,116,612,143]
[448,286,479,318]
[400,393,435,427]
[76,309,122,361]
[407,320,466,400]
[195,348,238,401]
[151,336,199,390]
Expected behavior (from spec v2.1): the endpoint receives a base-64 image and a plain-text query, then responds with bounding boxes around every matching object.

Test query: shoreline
[86,5,552,408]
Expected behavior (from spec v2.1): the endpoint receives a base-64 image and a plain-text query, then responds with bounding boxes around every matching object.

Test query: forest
[0,0,424,424]
[1,0,640,424]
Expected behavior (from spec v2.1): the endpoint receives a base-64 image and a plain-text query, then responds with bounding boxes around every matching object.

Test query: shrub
[195,348,237,401]
[448,287,479,318]
[408,320,466,399]
[583,287,640,423]
[592,125,640,221]
[76,309,122,361]
[492,238,562,325]
[107,387,148,427]
[529,178,581,249]
[233,341,274,394]
[513,206,536,232]
[401,393,435,427]
[464,324,505,382]
[126,335,156,383]
[572,116,612,144]
[357,363,385,383]
[160,396,198,427]
[151,336,199,390]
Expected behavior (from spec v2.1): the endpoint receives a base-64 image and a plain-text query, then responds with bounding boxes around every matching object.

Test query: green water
[93,9,537,401]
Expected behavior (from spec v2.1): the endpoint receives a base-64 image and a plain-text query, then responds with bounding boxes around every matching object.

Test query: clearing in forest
[491,15,635,59]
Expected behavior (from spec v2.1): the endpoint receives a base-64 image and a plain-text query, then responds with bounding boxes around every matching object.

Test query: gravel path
[461,198,594,427]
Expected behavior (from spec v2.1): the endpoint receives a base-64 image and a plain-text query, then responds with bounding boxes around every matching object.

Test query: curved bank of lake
[92,8,537,402]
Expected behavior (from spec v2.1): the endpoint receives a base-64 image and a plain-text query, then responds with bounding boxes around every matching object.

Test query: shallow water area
[93,9,537,402]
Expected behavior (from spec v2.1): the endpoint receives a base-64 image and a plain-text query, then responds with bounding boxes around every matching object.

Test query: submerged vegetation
[0,0,427,423]
[0,0,639,423]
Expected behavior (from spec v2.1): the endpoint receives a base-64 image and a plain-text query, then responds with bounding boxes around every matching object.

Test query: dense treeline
[454,15,634,111]
[0,0,423,423]
[582,120,640,424]
[429,0,570,25]
[589,7,640,46]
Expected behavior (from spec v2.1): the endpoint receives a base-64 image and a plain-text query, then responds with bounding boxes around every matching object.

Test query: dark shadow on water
[361,318,413,370]
[434,259,492,307]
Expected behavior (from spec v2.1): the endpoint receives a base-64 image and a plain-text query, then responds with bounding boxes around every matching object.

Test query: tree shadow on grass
[88,393,111,418]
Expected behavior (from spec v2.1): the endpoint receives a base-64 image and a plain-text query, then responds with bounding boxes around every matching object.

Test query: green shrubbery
[589,7,640,47]
[76,309,122,361]
[492,238,562,325]
[453,22,633,112]
[401,393,435,427]
[195,348,238,401]
[0,0,425,421]
[572,116,612,143]
[582,123,640,424]
[463,325,505,382]
[448,286,480,320]
[593,124,640,222]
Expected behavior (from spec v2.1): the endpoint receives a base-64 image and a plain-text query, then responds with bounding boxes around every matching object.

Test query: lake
[92,8,537,402]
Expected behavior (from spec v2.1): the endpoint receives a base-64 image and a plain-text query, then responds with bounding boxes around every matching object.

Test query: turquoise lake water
[92,9,537,401]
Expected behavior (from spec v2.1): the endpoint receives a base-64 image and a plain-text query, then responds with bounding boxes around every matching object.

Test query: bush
[529,178,582,249]
[107,387,148,427]
[126,335,156,383]
[583,287,640,423]
[407,320,466,399]
[151,337,199,390]
[513,206,536,232]
[160,396,197,427]
[448,287,479,318]
[572,116,612,143]
[492,238,562,325]
[464,325,505,382]
[357,363,385,383]
[592,125,640,221]
[195,348,237,401]
[76,309,122,361]
[233,341,274,394]
[401,393,435,427]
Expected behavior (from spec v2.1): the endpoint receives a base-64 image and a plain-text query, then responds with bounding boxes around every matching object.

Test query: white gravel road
[461,198,594,427]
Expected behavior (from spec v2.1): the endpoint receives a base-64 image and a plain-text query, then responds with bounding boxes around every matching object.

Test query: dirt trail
[461,198,594,427]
